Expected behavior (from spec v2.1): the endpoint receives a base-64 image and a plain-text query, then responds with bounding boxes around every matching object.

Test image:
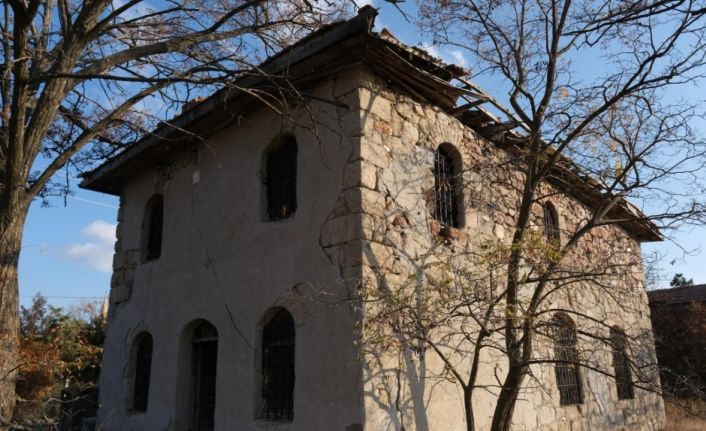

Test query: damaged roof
[648,285,706,306]
[80,6,661,242]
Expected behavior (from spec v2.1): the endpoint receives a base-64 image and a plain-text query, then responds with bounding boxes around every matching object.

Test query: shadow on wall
[359,227,435,431]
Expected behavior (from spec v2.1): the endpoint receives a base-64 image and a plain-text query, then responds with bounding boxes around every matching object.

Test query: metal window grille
[133,333,153,412]
[610,328,635,400]
[433,146,460,228]
[266,137,298,221]
[146,196,163,261]
[552,314,583,405]
[261,309,295,421]
[543,202,560,243]
[192,323,218,431]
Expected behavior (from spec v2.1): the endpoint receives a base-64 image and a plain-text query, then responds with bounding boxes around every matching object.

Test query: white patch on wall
[59,220,117,273]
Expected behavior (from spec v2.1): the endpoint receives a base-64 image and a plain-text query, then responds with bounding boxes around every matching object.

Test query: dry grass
[662,399,706,431]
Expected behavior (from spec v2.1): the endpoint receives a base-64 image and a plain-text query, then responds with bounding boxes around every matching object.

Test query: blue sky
[19,1,706,309]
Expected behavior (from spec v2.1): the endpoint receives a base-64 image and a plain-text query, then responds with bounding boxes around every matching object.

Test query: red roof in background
[648,285,706,305]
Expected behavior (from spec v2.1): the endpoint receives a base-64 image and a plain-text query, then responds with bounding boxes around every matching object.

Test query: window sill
[428,219,468,243]
[254,419,293,430]
[264,217,295,224]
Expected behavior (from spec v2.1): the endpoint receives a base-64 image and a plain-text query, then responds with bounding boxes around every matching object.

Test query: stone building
[649,284,706,397]
[81,7,664,431]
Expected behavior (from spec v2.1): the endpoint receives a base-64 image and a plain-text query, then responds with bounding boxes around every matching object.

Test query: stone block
[321,214,384,247]
[395,100,413,120]
[358,142,391,168]
[125,249,141,265]
[109,286,131,304]
[123,268,135,285]
[368,96,391,121]
[344,188,386,216]
[373,120,392,135]
[320,214,363,247]
[338,110,362,137]
[113,251,126,270]
[343,160,377,190]
[400,121,419,144]
[110,271,122,289]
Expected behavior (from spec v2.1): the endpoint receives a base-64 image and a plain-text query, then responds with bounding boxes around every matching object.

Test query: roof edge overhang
[79,6,380,195]
[79,6,660,242]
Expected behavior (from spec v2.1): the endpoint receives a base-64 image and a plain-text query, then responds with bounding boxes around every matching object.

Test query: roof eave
[80,6,379,194]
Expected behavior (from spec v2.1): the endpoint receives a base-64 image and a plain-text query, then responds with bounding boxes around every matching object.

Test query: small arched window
[433,144,462,228]
[552,313,583,405]
[143,195,164,261]
[264,135,298,221]
[260,309,295,421]
[543,201,560,244]
[132,332,153,412]
[610,327,634,400]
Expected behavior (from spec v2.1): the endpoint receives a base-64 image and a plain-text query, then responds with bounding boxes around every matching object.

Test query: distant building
[81,7,664,431]
[649,284,706,397]
[648,284,706,307]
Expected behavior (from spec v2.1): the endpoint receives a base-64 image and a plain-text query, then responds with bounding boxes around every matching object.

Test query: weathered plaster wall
[98,67,370,431]
[351,68,665,431]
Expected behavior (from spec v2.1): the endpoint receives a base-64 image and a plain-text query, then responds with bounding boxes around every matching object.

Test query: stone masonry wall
[350,67,664,431]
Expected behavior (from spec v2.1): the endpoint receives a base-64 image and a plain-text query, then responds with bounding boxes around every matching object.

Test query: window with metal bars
[433,145,462,228]
[132,332,153,412]
[552,313,583,405]
[143,195,163,261]
[260,309,295,421]
[610,327,635,400]
[265,136,298,221]
[543,202,560,244]
[191,322,218,431]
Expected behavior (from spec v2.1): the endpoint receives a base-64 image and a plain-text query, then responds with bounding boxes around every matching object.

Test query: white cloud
[419,42,441,60]
[448,49,468,67]
[355,0,375,6]
[60,221,117,273]
[418,44,469,69]
[112,0,153,21]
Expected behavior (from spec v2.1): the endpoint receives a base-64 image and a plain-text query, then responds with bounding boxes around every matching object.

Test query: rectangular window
[611,328,635,400]
[266,137,297,221]
[261,310,295,420]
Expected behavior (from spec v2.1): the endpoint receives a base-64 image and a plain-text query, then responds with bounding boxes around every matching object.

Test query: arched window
[132,332,153,412]
[610,327,634,400]
[543,202,560,244]
[264,135,298,221]
[552,313,583,405]
[191,322,218,431]
[260,309,295,421]
[142,195,164,261]
[433,144,462,228]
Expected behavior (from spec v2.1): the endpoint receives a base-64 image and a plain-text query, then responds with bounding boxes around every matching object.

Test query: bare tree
[0,0,355,422]
[354,1,706,430]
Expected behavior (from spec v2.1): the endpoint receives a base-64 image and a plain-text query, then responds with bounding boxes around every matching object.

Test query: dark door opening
[191,325,218,431]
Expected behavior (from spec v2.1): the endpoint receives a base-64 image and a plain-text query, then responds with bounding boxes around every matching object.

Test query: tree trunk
[0,202,28,425]
[464,387,474,431]
[490,363,528,431]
